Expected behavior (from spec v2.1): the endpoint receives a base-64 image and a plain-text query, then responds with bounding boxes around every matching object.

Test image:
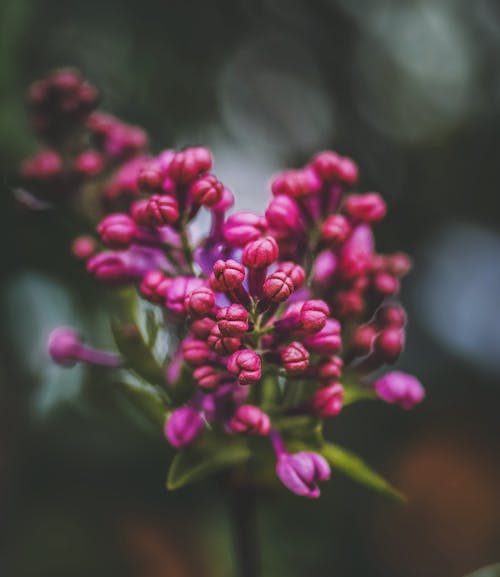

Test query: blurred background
[1,0,500,575]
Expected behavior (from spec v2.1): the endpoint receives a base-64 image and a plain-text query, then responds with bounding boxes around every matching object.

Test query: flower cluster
[24,70,424,499]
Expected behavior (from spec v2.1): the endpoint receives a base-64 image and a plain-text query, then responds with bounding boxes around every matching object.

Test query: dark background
[1,1,500,576]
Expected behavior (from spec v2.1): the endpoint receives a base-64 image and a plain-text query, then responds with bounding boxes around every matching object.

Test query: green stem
[179,222,195,275]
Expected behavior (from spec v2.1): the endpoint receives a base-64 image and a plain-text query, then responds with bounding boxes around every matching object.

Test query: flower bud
[181,338,212,366]
[227,350,261,385]
[332,289,365,320]
[275,262,306,288]
[216,304,249,336]
[262,271,295,302]
[372,272,400,296]
[146,194,180,226]
[211,259,245,291]
[242,236,279,269]
[337,156,358,185]
[207,324,241,355]
[281,342,310,375]
[280,300,330,334]
[349,325,377,357]
[223,212,266,247]
[191,317,216,339]
[165,277,205,316]
[385,252,413,277]
[71,235,96,261]
[193,365,223,391]
[373,327,405,363]
[374,371,424,409]
[318,356,343,380]
[271,168,321,198]
[321,214,351,246]
[344,193,386,223]
[190,174,223,207]
[375,305,407,328]
[185,287,215,317]
[312,251,337,287]
[140,270,171,303]
[265,195,300,236]
[276,451,330,498]
[311,383,344,418]
[47,327,81,366]
[74,150,103,176]
[138,161,164,192]
[165,407,204,448]
[168,147,212,184]
[87,251,143,284]
[130,199,150,226]
[228,405,270,435]
[97,213,138,248]
[304,319,342,355]
[337,224,374,279]
[104,157,145,203]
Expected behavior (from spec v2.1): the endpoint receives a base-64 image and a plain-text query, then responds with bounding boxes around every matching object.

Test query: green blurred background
[1,0,500,575]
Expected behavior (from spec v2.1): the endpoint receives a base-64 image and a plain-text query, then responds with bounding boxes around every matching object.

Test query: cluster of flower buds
[32,70,424,499]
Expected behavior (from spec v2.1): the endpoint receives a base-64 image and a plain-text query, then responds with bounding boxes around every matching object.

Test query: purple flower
[276,451,331,498]
[374,371,425,409]
[48,327,122,367]
[165,406,205,448]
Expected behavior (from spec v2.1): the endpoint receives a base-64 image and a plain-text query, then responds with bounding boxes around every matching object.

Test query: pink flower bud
[223,212,267,247]
[207,324,241,355]
[280,300,330,334]
[304,319,342,355]
[374,371,424,409]
[312,251,337,286]
[271,168,321,198]
[332,289,365,320]
[71,235,96,261]
[190,174,223,207]
[165,407,204,448]
[311,151,342,182]
[311,383,344,418]
[242,236,279,268]
[21,150,63,181]
[321,214,351,246]
[349,325,377,357]
[373,272,400,296]
[228,405,270,435]
[137,161,164,192]
[130,199,150,226]
[146,194,180,226]
[318,356,343,381]
[216,304,249,336]
[263,271,294,302]
[375,305,407,328]
[181,338,212,366]
[211,259,246,291]
[227,350,261,385]
[337,224,374,279]
[87,250,148,284]
[193,365,223,391]
[191,317,216,339]
[185,287,215,317]
[374,328,405,363]
[385,252,413,277]
[74,150,103,176]
[337,156,358,185]
[104,157,145,202]
[265,194,300,236]
[168,147,212,184]
[276,451,330,498]
[281,342,310,375]
[275,262,306,288]
[344,193,386,223]
[48,327,122,367]
[165,277,205,316]
[97,213,138,248]
[140,270,171,303]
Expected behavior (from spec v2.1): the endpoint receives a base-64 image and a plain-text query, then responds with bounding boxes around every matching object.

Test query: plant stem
[226,482,261,577]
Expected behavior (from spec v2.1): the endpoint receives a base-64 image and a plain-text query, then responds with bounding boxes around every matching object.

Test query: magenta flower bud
[97,213,138,248]
[337,156,359,185]
[227,350,261,385]
[207,324,241,355]
[211,259,246,291]
[193,365,223,391]
[275,262,306,289]
[280,300,330,334]
[165,277,205,316]
[311,151,342,182]
[185,287,215,317]
[350,325,377,357]
[344,193,386,223]
[104,157,145,202]
[87,250,150,284]
[74,150,103,176]
[191,317,216,339]
[375,305,407,329]
[223,212,267,247]
[48,327,122,368]
[265,195,300,236]
[21,150,63,181]
[271,168,321,198]
[190,174,223,207]
[374,371,425,409]
[262,271,295,302]
[216,304,249,336]
[385,252,413,277]
[321,214,351,246]
[168,147,212,184]
[165,407,204,448]
[311,383,344,418]
[228,405,270,435]
[373,328,405,363]
[214,187,235,211]
[242,236,279,269]
[304,319,342,355]
[181,338,212,366]
[137,161,163,192]
[332,289,365,320]
[71,235,96,261]
[281,342,310,375]
[276,451,331,498]
[140,270,171,303]
[318,356,343,381]
[373,272,400,296]
[338,224,374,279]
[146,194,180,226]
[312,251,337,287]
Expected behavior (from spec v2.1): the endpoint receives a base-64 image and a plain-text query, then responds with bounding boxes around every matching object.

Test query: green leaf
[114,376,168,428]
[463,565,500,577]
[321,442,405,501]
[167,437,251,490]
[343,385,377,406]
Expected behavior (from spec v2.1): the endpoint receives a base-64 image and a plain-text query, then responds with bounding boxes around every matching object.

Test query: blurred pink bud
[321,214,351,246]
[304,319,342,355]
[71,235,96,261]
[190,174,223,207]
[223,212,266,247]
[165,277,205,316]
[168,147,212,184]
[181,339,212,366]
[138,161,164,192]
[191,317,216,339]
[318,356,343,381]
[265,194,300,236]
[146,194,180,226]
[344,193,386,223]
[97,213,138,248]
[374,371,424,409]
[374,327,405,363]
[375,305,407,329]
[228,405,270,435]
[281,342,310,375]
[140,270,171,303]
[74,150,103,176]
[311,383,344,418]
[276,451,330,498]
[165,407,204,448]
[271,168,321,198]
[185,287,215,317]
[193,365,223,391]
